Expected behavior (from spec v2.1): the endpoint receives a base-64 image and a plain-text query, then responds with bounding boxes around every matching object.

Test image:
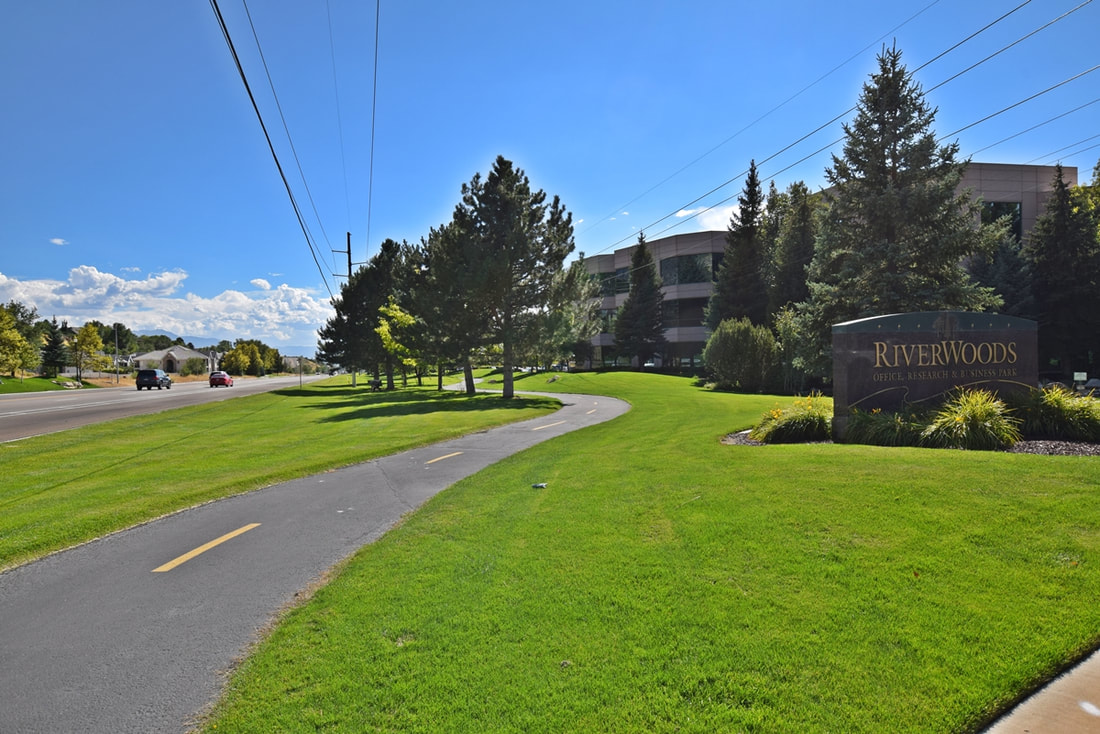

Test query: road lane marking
[152,523,261,572]
[586,409,597,415]
[533,420,566,431]
[426,451,463,465]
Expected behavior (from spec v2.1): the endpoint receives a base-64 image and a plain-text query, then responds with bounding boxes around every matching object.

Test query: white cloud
[697,205,737,231]
[0,267,333,348]
[50,238,68,246]
[251,278,272,290]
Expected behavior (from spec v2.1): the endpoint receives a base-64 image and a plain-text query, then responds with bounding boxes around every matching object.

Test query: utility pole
[333,232,357,387]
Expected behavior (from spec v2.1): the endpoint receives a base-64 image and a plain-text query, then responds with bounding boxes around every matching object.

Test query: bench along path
[0,390,629,734]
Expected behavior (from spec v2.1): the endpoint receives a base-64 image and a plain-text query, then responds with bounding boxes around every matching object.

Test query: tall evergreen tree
[795,45,1001,378]
[415,222,490,393]
[40,318,69,378]
[452,156,575,399]
[1022,164,1100,376]
[769,181,819,315]
[614,233,666,367]
[760,180,787,303]
[707,159,767,328]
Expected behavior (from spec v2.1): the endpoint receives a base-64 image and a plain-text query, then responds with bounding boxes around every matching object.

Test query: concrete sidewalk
[983,648,1100,733]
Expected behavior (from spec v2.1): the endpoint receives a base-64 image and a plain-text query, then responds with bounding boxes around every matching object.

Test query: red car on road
[209,371,233,387]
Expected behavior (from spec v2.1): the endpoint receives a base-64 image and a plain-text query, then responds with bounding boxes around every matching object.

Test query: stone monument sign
[832,311,1038,437]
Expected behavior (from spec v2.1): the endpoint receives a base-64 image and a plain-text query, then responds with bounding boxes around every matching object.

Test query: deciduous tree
[72,323,109,381]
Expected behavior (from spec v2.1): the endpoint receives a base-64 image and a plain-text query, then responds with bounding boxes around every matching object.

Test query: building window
[661,298,708,328]
[659,253,717,286]
[614,267,630,294]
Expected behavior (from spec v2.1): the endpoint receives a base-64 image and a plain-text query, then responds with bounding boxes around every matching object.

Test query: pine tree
[1023,164,1100,377]
[795,45,1000,378]
[452,156,575,399]
[614,233,666,367]
[707,159,767,328]
[769,181,819,315]
[40,318,70,378]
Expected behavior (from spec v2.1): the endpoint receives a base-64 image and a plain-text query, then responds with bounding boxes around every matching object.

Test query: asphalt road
[0,375,326,443]
[0,389,630,733]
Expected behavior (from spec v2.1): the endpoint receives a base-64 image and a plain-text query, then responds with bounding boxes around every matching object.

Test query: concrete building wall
[959,162,1076,238]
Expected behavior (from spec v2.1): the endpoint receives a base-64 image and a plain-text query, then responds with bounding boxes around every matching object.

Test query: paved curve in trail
[0,390,629,733]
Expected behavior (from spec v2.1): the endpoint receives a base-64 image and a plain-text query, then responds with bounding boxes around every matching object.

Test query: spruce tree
[707,159,767,328]
[614,233,666,368]
[769,181,819,315]
[1023,164,1100,376]
[40,318,69,378]
[795,45,1000,378]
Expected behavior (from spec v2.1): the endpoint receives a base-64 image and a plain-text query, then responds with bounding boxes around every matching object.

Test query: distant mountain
[136,331,316,358]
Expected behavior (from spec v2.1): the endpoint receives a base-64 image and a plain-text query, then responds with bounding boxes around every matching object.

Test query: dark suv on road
[136,369,172,390]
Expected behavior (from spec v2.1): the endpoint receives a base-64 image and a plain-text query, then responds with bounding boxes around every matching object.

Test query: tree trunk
[463,358,476,396]
[502,318,515,399]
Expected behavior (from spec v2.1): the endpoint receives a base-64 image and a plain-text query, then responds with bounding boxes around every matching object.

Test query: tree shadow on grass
[298,388,559,424]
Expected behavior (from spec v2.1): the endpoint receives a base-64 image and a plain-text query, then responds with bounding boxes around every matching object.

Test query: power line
[938,64,1100,141]
[240,0,335,253]
[972,97,1100,157]
[578,0,946,238]
[208,0,335,300]
[592,0,1096,258]
[364,1,381,261]
[326,0,353,239]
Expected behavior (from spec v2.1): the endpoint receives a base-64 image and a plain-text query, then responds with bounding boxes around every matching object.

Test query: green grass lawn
[0,375,559,570]
[200,371,1100,733]
[0,374,93,393]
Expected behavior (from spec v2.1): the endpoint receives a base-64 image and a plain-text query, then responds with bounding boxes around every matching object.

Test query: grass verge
[203,371,1100,733]
[0,375,559,570]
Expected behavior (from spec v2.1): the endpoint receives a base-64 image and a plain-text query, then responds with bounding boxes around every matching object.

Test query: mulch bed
[723,431,1100,456]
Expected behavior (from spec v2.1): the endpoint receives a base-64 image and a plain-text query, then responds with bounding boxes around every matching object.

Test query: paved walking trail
[0,390,628,733]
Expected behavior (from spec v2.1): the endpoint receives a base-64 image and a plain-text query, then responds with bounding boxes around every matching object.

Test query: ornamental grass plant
[1009,384,1100,443]
[844,406,927,446]
[919,389,1022,451]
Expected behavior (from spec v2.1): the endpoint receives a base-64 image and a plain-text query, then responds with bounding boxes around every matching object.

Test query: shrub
[703,318,779,393]
[750,393,831,443]
[1009,385,1100,442]
[919,389,1021,451]
[844,407,926,447]
[180,357,208,377]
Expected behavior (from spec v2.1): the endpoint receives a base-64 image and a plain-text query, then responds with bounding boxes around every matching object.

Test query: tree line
[317,155,601,399]
[0,307,294,381]
[614,46,1100,391]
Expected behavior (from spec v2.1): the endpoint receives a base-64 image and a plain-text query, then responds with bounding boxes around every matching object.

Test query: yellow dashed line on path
[152,523,261,573]
[426,451,463,465]
[533,421,566,431]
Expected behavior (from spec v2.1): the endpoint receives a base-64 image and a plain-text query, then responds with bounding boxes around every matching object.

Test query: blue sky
[2,0,1098,354]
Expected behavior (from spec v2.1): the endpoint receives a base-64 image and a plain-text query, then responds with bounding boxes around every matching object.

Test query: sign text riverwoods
[831,312,1038,438]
